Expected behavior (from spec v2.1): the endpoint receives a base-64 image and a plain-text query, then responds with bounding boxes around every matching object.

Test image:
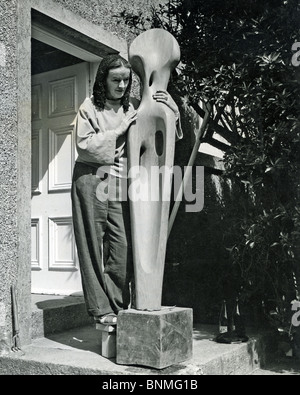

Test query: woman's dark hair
[93,54,132,112]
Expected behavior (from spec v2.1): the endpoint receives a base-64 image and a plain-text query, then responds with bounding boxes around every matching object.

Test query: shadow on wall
[164,124,235,324]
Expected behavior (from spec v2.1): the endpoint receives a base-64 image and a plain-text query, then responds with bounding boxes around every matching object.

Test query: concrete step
[31,294,93,339]
[0,324,268,375]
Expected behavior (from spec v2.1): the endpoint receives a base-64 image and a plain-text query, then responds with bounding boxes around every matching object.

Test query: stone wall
[0,0,29,349]
[52,0,164,43]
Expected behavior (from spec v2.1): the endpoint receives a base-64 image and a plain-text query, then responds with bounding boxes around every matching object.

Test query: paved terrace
[0,295,299,375]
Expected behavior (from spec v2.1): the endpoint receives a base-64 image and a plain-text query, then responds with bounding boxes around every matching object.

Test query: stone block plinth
[116,307,193,369]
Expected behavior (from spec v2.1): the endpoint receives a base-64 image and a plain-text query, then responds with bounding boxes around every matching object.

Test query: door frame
[32,24,103,63]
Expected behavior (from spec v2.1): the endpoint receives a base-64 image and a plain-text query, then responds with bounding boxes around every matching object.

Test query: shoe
[94,313,117,325]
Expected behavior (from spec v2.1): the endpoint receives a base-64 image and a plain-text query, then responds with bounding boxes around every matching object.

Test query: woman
[71,54,181,325]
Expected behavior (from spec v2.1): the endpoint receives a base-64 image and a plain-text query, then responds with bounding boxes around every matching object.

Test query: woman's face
[105,66,131,101]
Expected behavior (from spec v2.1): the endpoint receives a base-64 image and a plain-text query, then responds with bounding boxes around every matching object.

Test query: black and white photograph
[0,0,299,378]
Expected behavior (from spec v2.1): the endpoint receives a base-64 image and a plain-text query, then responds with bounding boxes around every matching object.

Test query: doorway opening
[31,38,84,75]
[30,12,108,296]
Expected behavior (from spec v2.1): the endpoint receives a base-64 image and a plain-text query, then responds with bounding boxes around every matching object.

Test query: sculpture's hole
[149,71,155,87]
[139,145,147,166]
[155,130,164,157]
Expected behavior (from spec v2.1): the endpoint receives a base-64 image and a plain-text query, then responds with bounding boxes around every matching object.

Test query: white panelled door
[31,62,89,295]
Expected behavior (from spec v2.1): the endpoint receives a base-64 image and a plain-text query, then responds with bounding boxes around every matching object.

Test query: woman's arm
[73,100,117,165]
[73,99,137,164]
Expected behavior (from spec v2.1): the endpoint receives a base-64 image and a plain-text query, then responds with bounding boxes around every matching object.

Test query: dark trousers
[71,162,132,317]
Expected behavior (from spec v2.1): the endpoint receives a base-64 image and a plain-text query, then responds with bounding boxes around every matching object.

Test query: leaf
[265,167,274,174]
[254,177,263,185]
[270,242,280,248]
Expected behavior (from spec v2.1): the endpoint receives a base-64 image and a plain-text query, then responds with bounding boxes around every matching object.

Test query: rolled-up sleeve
[73,100,117,165]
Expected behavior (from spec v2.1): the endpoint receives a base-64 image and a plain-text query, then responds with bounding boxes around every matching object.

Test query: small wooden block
[117,307,193,369]
[96,323,117,358]
[101,331,116,359]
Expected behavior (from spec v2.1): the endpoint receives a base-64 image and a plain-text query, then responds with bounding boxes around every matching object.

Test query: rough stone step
[31,294,93,339]
[0,324,267,376]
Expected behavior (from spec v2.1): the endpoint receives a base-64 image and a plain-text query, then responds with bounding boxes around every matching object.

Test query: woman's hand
[115,110,138,137]
[153,90,180,119]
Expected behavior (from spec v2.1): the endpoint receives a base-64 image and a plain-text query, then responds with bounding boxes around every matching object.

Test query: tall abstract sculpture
[128,29,181,311]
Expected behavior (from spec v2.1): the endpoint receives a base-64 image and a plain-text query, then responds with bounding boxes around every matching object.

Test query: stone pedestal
[96,323,116,359]
[116,307,193,369]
